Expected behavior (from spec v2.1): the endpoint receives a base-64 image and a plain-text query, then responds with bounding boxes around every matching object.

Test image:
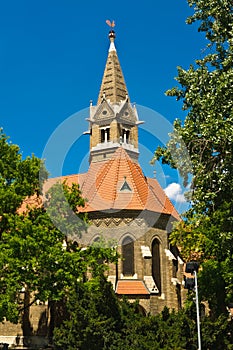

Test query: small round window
[102,110,107,115]
[125,111,129,116]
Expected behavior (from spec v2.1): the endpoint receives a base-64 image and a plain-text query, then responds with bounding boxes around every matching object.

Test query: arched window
[152,239,161,292]
[122,236,134,276]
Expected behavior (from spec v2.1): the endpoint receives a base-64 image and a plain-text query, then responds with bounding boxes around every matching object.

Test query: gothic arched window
[152,238,161,292]
[122,236,134,276]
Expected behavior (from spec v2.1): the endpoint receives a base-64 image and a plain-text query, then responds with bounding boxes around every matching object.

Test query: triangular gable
[120,178,132,192]
[117,101,137,124]
[93,99,115,122]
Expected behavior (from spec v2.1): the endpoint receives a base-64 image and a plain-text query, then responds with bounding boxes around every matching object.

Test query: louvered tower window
[100,128,110,143]
[122,129,130,144]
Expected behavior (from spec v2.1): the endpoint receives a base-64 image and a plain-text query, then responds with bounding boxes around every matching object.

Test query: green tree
[0,131,117,338]
[152,0,233,314]
[0,129,47,322]
[0,128,47,226]
[53,284,233,350]
[53,275,123,350]
[119,306,196,350]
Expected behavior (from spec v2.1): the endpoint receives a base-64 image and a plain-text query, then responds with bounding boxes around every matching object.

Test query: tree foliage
[152,0,233,313]
[0,129,47,219]
[53,276,123,350]
[0,130,117,328]
[53,278,197,350]
[54,280,233,350]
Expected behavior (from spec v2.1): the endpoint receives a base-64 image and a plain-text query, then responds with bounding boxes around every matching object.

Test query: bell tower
[86,30,143,163]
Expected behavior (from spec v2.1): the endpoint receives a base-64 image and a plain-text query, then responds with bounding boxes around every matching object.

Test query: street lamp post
[194,270,201,350]
[185,261,201,350]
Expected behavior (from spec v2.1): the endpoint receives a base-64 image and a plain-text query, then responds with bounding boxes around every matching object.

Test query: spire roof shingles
[97,31,129,105]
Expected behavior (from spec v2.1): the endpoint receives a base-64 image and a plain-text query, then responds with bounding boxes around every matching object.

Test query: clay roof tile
[116,280,150,295]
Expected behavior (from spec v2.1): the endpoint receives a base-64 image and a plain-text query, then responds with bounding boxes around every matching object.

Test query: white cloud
[164,183,186,203]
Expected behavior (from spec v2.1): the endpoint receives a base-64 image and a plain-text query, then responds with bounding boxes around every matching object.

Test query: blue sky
[0,0,207,212]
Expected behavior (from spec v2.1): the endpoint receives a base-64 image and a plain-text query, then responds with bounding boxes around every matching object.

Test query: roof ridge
[147,180,165,211]
[111,155,121,206]
[147,178,180,219]
[80,164,95,196]
[126,158,149,207]
[83,148,127,209]
[80,162,108,204]
[111,147,148,208]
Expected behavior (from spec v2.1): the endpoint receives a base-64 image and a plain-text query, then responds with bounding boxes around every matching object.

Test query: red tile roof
[43,147,180,221]
[116,280,150,295]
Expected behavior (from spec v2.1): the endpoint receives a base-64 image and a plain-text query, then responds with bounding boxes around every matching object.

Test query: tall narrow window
[122,236,134,276]
[106,128,110,142]
[152,239,161,292]
[101,129,105,143]
[122,129,130,144]
[100,128,110,143]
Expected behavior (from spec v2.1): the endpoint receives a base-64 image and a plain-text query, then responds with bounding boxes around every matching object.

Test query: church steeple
[97,30,129,105]
[86,27,143,164]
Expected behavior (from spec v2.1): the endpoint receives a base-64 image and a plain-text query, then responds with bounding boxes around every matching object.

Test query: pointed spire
[97,30,130,105]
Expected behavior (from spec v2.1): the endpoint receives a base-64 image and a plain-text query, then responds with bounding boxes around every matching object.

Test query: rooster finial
[106,20,116,43]
[106,19,115,28]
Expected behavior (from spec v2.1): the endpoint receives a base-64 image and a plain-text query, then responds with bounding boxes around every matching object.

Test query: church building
[0,28,186,348]
[56,29,185,315]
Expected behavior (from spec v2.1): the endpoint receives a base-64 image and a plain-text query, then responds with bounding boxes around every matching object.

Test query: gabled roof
[44,148,179,221]
[97,31,129,105]
[80,148,179,219]
[80,147,148,212]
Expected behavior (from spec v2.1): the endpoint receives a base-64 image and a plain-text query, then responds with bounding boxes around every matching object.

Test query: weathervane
[106,19,116,42]
[106,19,115,28]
